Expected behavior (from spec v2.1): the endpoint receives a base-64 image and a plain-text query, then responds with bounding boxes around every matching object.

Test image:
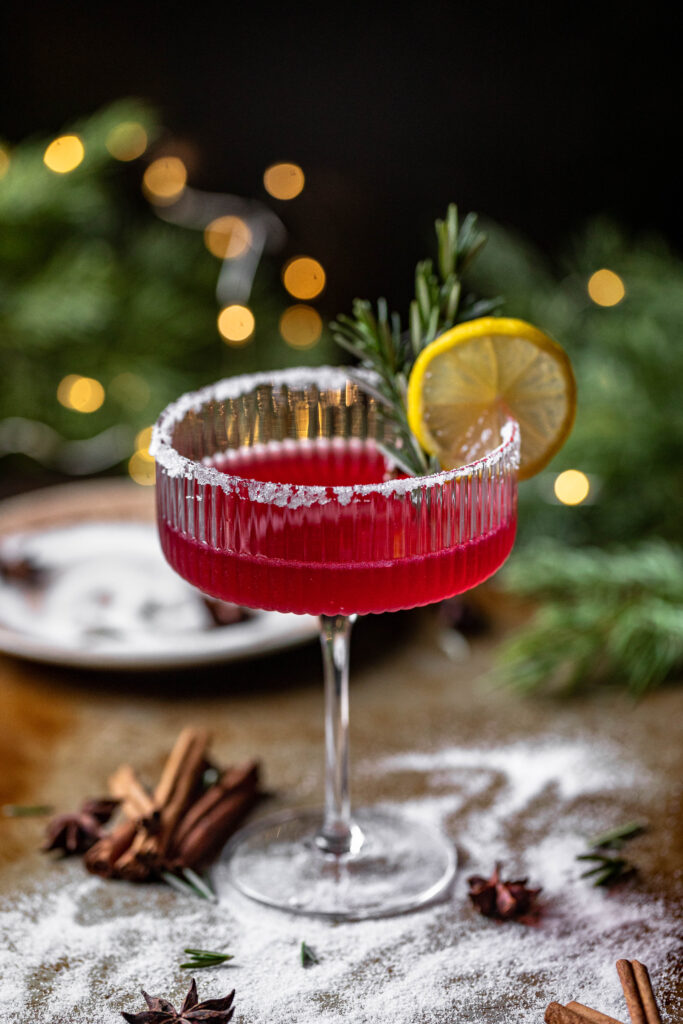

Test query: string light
[128,450,155,486]
[217,305,255,345]
[263,162,305,200]
[106,122,148,161]
[142,157,187,204]
[282,256,326,300]
[587,269,625,307]
[279,305,322,348]
[204,216,252,259]
[0,145,10,179]
[554,469,590,506]
[57,375,105,413]
[43,135,85,174]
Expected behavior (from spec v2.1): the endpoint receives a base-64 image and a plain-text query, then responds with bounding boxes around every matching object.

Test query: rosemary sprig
[300,940,319,967]
[586,820,646,849]
[331,204,500,476]
[180,947,235,970]
[576,820,647,887]
[161,867,217,902]
[2,803,53,817]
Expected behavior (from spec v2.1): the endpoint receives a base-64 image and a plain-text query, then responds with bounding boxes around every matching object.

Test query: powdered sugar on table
[0,735,679,1023]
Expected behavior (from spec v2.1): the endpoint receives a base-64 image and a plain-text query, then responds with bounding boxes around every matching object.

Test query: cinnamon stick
[631,961,662,1024]
[155,728,211,851]
[174,784,260,868]
[154,728,206,807]
[170,761,259,851]
[113,728,210,873]
[108,764,158,829]
[84,821,137,876]
[545,1002,594,1024]
[566,1002,625,1024]
[616,960,647,1024]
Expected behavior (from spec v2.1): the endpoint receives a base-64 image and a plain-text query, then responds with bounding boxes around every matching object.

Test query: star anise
[43,797,119,855]
[80,797,120,823]
[467,862,541,920]
[121,979,235,1024]
[0,554,46,587]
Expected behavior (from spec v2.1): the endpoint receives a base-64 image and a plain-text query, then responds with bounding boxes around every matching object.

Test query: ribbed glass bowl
[152,367,519,617]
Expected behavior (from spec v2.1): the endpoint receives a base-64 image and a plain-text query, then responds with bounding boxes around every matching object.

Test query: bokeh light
[142,157,187,204]
[217,305,255,345]
[279,305,323,349]
[109,373,150,410]
[106,122,148,161]
[282,257,326,300]
[43,135,85,174]
[57,375,105,413]
[128,450,156,486]
[554,469,590,506]
[135,426,154,457]
[0,145,10,179]
[587,268,625,307]
[263,162,305,200]
[204,216,252,259]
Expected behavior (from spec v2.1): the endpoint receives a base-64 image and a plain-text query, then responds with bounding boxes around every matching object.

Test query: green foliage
[496,542,683,696]
[470,219,683,548]
[0,100,329,465]
[331,205,499,475]
[466,220,683,695]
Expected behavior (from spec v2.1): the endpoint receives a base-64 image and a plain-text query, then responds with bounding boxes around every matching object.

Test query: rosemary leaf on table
[180,947,235,970]
[576,819,647,887]
[300,941,319,967]
[161,868,217,902]
[3,804,53,817]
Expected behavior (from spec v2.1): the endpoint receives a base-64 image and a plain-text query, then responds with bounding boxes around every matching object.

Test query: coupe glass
[152,367,519,918]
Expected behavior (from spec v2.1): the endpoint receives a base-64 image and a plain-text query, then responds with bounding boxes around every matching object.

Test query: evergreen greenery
[495,542,683,696]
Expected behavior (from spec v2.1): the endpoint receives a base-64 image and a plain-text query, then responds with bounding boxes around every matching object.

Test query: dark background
[0,2,678,312]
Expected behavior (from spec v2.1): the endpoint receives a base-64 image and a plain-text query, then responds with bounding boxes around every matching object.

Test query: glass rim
[151,366,520,502]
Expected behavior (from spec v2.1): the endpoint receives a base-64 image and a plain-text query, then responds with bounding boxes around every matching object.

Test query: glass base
[219,807,457,919]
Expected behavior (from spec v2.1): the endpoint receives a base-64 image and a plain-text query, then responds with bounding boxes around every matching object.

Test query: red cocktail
[159,439,516,615]
[152,367,519,917]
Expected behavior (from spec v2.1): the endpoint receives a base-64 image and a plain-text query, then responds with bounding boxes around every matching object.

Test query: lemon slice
[407,317,576,479]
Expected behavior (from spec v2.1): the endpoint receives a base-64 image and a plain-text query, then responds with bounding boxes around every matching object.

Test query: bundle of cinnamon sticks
[545,958,663,1024]
[83,727,261,882]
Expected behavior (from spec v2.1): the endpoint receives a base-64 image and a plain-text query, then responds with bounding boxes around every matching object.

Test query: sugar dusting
[0,736,680,1023]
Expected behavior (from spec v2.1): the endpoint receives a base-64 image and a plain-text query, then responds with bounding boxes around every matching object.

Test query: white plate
[0,519,318,671]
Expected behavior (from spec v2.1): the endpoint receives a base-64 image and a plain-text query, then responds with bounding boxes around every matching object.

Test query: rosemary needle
[301,941,319,967]
[180,948,234,970]
[161,868,217,902]
[585,820,646,849]
[2,804,53,817]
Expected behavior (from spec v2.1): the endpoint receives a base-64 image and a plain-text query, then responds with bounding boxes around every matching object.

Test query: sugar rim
[150,366,520,502]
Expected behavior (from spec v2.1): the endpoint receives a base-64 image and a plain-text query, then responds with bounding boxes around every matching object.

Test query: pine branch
[330,204,498,475]
[496,542,683,696]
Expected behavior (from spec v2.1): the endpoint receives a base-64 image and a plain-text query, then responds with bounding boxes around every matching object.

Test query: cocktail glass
[152,367,519,918]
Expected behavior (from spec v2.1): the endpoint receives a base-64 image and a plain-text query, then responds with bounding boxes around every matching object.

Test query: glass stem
[316,613,357,856]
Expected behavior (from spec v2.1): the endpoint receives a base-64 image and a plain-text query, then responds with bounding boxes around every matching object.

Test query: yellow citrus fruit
[407,317,576,479]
